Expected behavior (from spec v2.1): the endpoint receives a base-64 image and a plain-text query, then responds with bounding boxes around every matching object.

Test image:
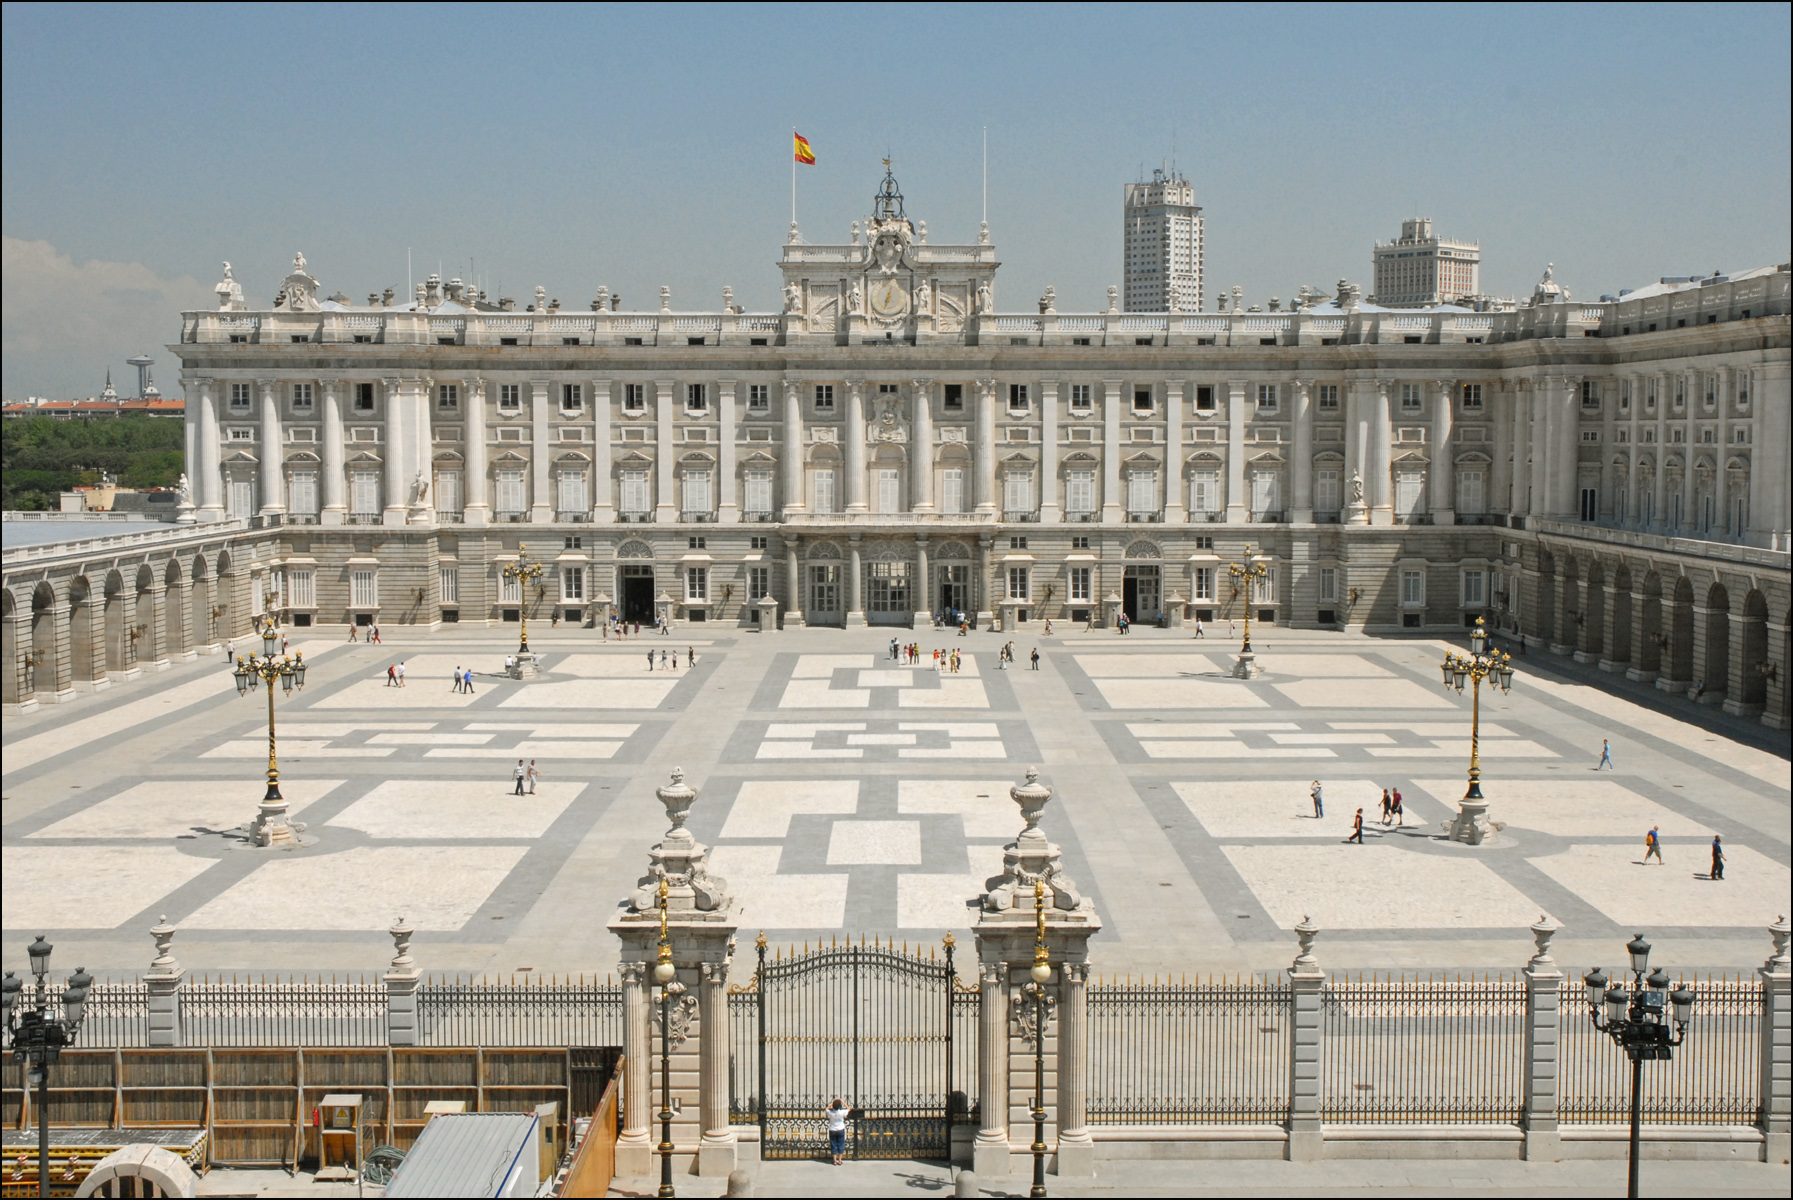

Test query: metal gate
[747,936,962,1160]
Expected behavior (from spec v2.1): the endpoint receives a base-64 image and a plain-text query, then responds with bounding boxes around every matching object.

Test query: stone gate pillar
[143,916,185,1049]
[1285,918,1324,1161]
[1759,916,1791,1164]
[1520,916,1563,1161]
[609,768,740,1180]
[971,768,1102,1180]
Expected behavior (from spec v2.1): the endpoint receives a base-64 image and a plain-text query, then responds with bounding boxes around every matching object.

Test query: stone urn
[1011,767,1051,847]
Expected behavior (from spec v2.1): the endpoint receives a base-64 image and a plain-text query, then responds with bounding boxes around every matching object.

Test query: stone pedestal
[506,652,542,680]
[143,916,184,1049]
[1344,501,1369,526]
[1231,652,1262,679]
[973,769,1102,1181]
[1521,917,1563,1161]
[755,596,779,631]
[1759,917,1792,1165]
[609,769,741,1180]
[1447,795,1494,845]
[1286,919,1324,1161]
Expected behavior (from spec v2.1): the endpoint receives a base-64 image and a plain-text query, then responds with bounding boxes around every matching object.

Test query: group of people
[384,661,407,687]
[347,623,382,643]
[511,759,541,795]
[603,614,666,640]
[1306,781,1403,843]
[993,641,1041,670]
[889,639,967,673]
[646,647,696,670]
[450,665,477,693]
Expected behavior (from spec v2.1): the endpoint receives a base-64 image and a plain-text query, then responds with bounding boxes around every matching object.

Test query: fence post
[384,917,420,1048]
[1285,917,1323,1162]
[143,915,184,1048]
[1760,915,1791,1165]
[1521,915,1563,1160]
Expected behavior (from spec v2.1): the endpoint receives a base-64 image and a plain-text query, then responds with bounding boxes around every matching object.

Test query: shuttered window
[496,469,526,515]
[745,470,773,514]
[1064,471,1094,514]
[351,470,380,516]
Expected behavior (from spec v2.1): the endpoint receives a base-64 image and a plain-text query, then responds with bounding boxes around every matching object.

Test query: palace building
[4,167,1789,727]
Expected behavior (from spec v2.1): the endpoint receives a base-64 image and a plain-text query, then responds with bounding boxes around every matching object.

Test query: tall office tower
[1123,167,1203,312]
[1372,218,1481,307]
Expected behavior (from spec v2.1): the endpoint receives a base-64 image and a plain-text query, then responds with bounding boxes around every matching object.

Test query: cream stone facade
[4,173,1789,727]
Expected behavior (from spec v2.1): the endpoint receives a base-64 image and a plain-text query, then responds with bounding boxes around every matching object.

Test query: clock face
[869,279,907,317]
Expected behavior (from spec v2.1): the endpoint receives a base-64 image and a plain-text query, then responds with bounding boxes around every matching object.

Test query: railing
[1320,973,1526,1124]
[555,510,591,523]
[181,975,386,1047]
[950,986,980,1124]
[1003,511,1039,522]
[416,975,621,1048]
[617,511,655,523]
[345,513,381,525]
[0,518,251,566]
[1087,977,1291,1124]
[1557,975,1762,1124]
[1127,512,1162,523]
[438,510,465,523]
[728,989,761,1122]
[42,980,150,1049]
[683,511,717,523]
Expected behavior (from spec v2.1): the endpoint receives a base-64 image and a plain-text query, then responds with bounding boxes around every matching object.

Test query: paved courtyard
[3,622,1788,982]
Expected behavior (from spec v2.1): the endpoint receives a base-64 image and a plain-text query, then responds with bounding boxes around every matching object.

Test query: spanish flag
[793,133,816,165]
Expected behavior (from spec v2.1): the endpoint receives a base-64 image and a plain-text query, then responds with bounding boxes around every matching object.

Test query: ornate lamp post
[232,613,307,846]
[1226,545,1269,679]
[502,544,544,656]
[1025,880,1052,1199]
[653,878,679,1200]
[2,937,93,1199]
[1581,935,1695,1199]
[1438,616,1513,845]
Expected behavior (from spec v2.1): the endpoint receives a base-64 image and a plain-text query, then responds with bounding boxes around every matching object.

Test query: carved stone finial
[148,915,180,977]
[657,767,697,839]
[659,285,671,312]
[1106,285,1118,314]
[1528,914,1559,967]
[1292,916,1320,970]
[1767,915,1791,974]
[1011,766,1051,842]
[389,917,415,970]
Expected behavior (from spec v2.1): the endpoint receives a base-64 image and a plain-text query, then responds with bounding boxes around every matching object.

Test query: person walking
[1193,617,1205,639]
[463,666,476,695]
[348,623,359,642]
[1390,788,1404,827]
[1043,618,1053,635]
[1379,788,1393,825]
[453,665,463,694]
[371,624,382,644]
[687,646,696,666]
[660,648,669,670]
[1347,808,1365,844]
[526,760,540,795]
[396,661,407,688]
[386,663,398,687]
[1644,825,1663,865]
[1597,739,1614,770]
[825,1099,850,1167]
[647,649,655,671]
[512,759,527,796]
[1310,781,1324,819]
[1030,647,1040,670]
[1710,835,1724,880]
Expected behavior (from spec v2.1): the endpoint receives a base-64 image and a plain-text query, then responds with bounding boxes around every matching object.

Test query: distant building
[1,397,184,420]
[1123,167,1203,312]
[1372,218,1480,307]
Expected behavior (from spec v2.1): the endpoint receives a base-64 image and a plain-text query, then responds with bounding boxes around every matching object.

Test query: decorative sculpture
[783,281,803,314]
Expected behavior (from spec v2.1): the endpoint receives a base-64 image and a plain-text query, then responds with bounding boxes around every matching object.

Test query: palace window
[686,383,707,412]
[1317,384,1339,410]
[814,384,834,411]
[1195,385,1215,412]
[1401,569,1425,608]
[1070,384,1092,410]
[1004,470,1034,514]
[620,470,650,514]
[748,384,769,410]
[292,383,314,410]
[683,469,712,514]
[940,468,965,514]
[354,383,376,411]
[1133,387,1154,412]
[943,383,964,411]
[562,383,583,411]
[749,566,770,601]
[1068,567,1091,602]
[1462,569,1486,607]
[437,384,458,410]
[1257,383,1278,411]
[230,382,252,410]
[1007,566,1030,601]
[351,569,379,609]
[623,383,646,411]
[562,566,585,601]
[1064,470,1094,515]
[1400,383,1423,411]
[1008,383,1029,411]
[1460,383,1482,411]
[499,384,521,411]
[1318,567,1337,603]
[1315,469,1340,514]
[686,567,708,602]
[1458,469,1485,515]
[1128,470,1157,514]
[436,470,461,515]
[496,469,526,516]
[351,470,380,517]
[290,569,316,608]
[289,470,317,517]
[744,470,773,515]
[877,468,901,514]
[1190,470,1219,515]
[812,468,835,514]
[1192,567,1214,601]
[558,469,588,515]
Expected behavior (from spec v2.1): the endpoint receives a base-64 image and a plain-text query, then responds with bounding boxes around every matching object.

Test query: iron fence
[729,988,761,1123]
[182,975,386,1047]
[1557,974,1762,1125]
[416,975,621,1048]
[1320,973,1526,1124]
[47,981,150,1049]
[949,986,980,1126]
[1087,976,1290,1125]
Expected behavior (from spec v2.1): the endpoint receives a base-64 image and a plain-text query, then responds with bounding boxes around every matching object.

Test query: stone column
[1369,383,1393,524]
[1290,380,1314,522]
[1520,917,1564,1160]
[655,379,677,521]
[197,381,224,522]
[183,377,200,516]
[976,536,994,629]
[1679,376,1697,532]
[609,768,741,1179]
[1430,378,1455,524]
[1285,918,1324,1161]
[913,536,932,626]
[783,535,805,628]
[1039,379,1061,523]
[1752,363,1791,546]
[144,916,184,1049]
[591,378,613,524]
[910,379,935,512]
[258,378,286,518]
[1601,376,1619,523]
[1651,373,1669,528]
[1489,380,1512,518]
[975,378,997,513]
[1558,378,1581,519]
[1533,377,1555,518]
[462,378,489,526]
[1759,917,1791,1164]
[717,379,738,524]
[1101,379,1123,523]
[1225,379,1248,523]
[320,380,346,524]
[382,378,408,526]
[781,382,806,516]
[1163,381,1186,524]
[384,918,421,1047]
[530,379,554,522]
[971,768,1102,1180]
[1509,383,1531,520]
[1625,375,1643,524]
[847,534,865,626]
[846,380,868,513]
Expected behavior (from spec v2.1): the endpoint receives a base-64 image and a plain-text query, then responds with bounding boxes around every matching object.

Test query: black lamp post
[653,878,678,1200]
[1582,934,1696,1199]
[1026,880,1051,1199]
[2,936,94,1199]
[231,613,307,846]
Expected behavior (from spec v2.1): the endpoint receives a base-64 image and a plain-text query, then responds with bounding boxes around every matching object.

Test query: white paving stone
[792,655,873,678]
[897,780,1025,838]
[827,820,923,865]
[558,654,695,678]
[1222,844,1542,929]
[202,740,394,759]
[1272,679,1454,709]
[900,742,1008,758]
[1366,740,1557,759]
[182,845,527,931]
[755,743,862,760]
[1253,654,1394,678]
[1074,654,1220,677]
[896,847,1007,930]
[326,780,584,839]
[499,678,678,709]
[467,723,639,738]
[1528,843,1790,927]
[1127,722,1298,738]
[29,779,344,840]
[1091,678,1271,709]
[366,733,495,745]
[1334,722,1517,737]
[779,678,869,708]
[2,845,218,928]
[707,845,848,929]
[1269,732,1395,745]
[1141,741,1334,759]
[896,679,989,708]
[720,780,860,838]
[308,678,485,709]
[857,670,915,688]
[1411,779,1716,838]
[1172,779,1388,838]
[425,740,625,759]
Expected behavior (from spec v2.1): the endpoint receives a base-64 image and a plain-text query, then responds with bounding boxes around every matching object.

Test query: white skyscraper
[1123,167,1203,312]
[1372,218,1481,307]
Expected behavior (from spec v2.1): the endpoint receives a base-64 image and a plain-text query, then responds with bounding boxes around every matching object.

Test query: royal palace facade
[4,173,1790,726]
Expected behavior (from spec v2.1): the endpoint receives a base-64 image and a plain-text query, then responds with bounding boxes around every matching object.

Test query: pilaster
[1285,918,1324,1161]
[320,379,346,524]
[1430,378,1455,525]
[1101,380,1123,523]
[716,380,738,523]
[1225,379,1248,524]
[974,378,997,513]
[591,379,613,523]
[463,378,490,525]
[846,379,868,512]
[781,382,806,517]
[1038,379,1061,524]
[531,378,554,522]
[910,379,935,512]
[1290,380,1314,523]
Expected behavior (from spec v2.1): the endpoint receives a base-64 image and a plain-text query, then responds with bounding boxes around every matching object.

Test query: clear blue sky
[3,2,1788,398]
